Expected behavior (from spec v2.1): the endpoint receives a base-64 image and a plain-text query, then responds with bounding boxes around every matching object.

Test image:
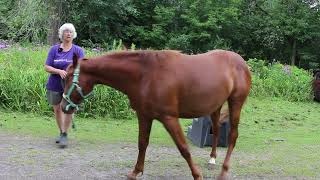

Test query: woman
[44,23,85,148]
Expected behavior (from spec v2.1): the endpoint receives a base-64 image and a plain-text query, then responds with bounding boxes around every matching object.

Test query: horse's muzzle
[60,99,75,114]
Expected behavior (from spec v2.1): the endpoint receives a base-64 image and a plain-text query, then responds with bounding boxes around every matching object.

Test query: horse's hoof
[127,172,137,180]
[192,172,203,180]
[127,175,136,180]
[208,157,216,165]
[216,174,228,180]
[127,170,143,180]
[192,175,203,180]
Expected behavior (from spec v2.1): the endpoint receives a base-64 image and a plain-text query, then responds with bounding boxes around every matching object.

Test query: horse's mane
[100,50,182,62]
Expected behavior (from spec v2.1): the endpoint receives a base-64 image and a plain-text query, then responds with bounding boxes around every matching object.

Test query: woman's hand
[58,69,67,79]
[44,65,67,79]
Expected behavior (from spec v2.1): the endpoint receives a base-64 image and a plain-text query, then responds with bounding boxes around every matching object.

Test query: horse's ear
[73,53,78,67]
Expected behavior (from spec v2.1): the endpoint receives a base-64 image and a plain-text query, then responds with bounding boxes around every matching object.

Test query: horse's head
[61,54,94,114]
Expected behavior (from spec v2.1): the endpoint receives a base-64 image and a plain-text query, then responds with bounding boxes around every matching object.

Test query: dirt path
[0,131,216,180]
[0,131,315,180]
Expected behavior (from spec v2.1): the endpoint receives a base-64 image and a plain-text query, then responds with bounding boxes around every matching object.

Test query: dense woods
[1,0,320,69]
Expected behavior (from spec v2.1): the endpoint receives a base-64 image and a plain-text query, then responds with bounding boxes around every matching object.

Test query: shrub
[248,58,313,101]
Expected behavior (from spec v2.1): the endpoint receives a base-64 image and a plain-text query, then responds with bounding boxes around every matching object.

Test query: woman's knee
[53,104,61,113]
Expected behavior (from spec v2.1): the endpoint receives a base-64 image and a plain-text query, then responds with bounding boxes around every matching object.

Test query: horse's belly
[178,91,228,118]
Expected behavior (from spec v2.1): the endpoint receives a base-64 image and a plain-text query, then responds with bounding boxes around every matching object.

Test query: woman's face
[63,29,73,42]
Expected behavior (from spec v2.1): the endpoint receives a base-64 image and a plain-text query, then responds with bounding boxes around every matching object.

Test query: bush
[248,58,313,101]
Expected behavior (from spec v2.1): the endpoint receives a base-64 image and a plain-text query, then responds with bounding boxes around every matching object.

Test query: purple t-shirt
[45,44,85,92]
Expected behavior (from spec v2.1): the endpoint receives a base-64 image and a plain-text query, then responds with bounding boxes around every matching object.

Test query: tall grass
[0,47,314,119]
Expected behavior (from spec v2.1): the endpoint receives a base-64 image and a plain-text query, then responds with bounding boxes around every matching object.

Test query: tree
[235,0,320,68]
[0,0,15,40]
[64,0,138,48]
[46,0,66,45]
[2,0,48,43]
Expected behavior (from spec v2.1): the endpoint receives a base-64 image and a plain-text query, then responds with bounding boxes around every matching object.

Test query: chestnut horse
[61,50,251,180]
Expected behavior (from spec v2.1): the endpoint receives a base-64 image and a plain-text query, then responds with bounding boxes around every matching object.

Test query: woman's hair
[58,23,77,40]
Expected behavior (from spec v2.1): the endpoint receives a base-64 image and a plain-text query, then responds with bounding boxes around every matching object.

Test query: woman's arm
[44,65,67,79]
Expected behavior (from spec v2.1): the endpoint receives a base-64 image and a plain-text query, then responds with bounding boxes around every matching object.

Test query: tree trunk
[290,38,296,66]
[47,0,63,45]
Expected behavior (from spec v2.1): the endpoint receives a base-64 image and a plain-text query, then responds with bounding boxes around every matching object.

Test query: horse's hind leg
[219,97,246,179]
[208,106,222,165]
[128,113,153,180]
[161,115,202,180]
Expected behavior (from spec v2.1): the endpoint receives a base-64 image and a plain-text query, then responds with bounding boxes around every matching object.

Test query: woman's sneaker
[55,133,63,143]
[59,133,68,148]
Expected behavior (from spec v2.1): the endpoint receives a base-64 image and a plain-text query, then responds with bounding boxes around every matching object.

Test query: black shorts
[46,90,63,105]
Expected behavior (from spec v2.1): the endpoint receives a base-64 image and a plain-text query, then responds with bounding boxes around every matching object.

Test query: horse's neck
[83,55,143,95]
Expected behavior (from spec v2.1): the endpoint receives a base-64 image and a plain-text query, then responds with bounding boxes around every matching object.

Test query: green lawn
[0,97,319,177]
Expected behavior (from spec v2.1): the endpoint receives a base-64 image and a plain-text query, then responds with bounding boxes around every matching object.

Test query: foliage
[0,0,48,43]
[64,0,138,48]
[248,58,313,101]
[238,0,320,67]
[1,0,320,68]
[0,0,14,39]
[0,46,133,119]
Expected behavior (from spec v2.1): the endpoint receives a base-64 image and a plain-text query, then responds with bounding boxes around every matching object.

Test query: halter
[62,63,93,111]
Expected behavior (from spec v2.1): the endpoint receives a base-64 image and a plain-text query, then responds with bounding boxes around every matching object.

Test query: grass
[0,97,319,177]
[0,108,190,145]
[0,46,133,118]
[232,97,320,177]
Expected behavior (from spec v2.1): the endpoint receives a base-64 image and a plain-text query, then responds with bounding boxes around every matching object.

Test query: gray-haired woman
[44,23,85,148]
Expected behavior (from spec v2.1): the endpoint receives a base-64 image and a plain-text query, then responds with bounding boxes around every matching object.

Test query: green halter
[62,63,93,111]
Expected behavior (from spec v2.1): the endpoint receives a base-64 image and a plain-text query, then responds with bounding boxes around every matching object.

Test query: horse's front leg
[127,114,153,180]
